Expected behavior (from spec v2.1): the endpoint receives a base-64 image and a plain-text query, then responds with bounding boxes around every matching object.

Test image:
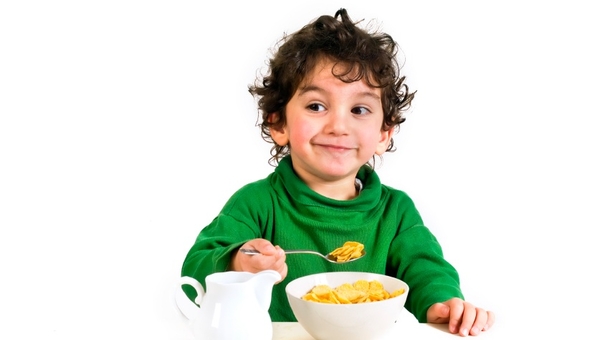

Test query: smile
[316,143,354,152]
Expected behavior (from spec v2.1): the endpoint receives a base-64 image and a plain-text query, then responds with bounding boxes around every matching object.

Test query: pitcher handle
[175,276,205,320]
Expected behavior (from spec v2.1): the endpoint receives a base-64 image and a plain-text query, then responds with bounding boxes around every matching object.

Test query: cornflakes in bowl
[286,271,409,340]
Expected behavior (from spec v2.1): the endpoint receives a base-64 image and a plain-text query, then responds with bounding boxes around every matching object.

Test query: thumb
[427,302,450,323]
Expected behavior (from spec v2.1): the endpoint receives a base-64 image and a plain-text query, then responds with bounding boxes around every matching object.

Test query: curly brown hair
[249,8,415,167]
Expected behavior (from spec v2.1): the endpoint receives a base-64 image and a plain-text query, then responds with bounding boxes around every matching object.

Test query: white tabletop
[271,311,503,339]
[272,321,468,340]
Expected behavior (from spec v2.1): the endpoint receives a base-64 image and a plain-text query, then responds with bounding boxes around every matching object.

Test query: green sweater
[181,156,463,322]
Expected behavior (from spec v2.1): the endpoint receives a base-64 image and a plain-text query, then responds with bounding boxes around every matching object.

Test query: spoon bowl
[239,248,366,264]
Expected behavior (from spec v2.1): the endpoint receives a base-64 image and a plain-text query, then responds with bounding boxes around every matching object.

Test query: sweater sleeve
[394,225,464,322]
[386,193,464,323]
[180,182,270,301]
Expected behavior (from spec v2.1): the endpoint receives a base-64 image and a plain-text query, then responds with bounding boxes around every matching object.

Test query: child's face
[270,59,393,191]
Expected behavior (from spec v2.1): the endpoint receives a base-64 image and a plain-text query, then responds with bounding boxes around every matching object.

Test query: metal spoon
[239,248,366,264]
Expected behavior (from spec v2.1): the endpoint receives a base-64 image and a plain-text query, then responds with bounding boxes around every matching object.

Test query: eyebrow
[298,84,381,101]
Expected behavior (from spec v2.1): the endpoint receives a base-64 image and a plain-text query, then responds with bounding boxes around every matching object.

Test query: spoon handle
[239,248,323,256]
[239,248,365,264]
[239,248,262,255]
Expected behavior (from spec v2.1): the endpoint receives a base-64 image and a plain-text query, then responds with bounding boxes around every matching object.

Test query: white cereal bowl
[285,271,409,340]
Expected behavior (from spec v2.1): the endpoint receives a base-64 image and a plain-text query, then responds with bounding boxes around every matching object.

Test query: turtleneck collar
[271,155,382,211]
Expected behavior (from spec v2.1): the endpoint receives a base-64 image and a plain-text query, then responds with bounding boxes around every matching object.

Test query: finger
[274,245,285,257]
[446,299,464,334]
[257,246,287,271]
[469,308,487,336]
[273,248,286,267]
[426,303,447,323]
[437,303,450,319]
[275,262,288,283]
[240,252,264,272]
[484,310,495,331]
[239,247,275,271]
[251,239,277,254]
[426,303,449,323]
[435,303,450,322]
[457,301,477,337]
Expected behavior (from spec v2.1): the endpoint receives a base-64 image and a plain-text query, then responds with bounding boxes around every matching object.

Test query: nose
[324,108,349,135]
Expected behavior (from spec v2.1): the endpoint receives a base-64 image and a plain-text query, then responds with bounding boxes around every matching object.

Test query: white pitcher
[176,270,281,340]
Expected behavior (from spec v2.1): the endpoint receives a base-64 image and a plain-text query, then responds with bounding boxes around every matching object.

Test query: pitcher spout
[252,270,281,311]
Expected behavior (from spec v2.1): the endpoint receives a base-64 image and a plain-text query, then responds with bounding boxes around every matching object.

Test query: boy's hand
[231,238,288,283]
[426,298,495,337]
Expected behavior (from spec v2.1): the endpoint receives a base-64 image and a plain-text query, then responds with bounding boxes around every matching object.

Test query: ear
[268,113,289,146]
[375,128,395,155]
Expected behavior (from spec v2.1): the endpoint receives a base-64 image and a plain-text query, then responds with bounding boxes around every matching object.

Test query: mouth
[316,143,354,152]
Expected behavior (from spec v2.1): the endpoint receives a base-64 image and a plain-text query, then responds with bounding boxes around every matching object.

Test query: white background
[1,0,603,339]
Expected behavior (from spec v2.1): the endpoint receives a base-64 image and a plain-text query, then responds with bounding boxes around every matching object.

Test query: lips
[315,143,355,152]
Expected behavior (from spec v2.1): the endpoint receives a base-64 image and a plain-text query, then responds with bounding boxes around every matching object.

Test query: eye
[351,106,371,115]
[307,103,326,112]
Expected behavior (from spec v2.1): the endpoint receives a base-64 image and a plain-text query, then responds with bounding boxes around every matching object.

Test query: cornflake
[301,279,405,304]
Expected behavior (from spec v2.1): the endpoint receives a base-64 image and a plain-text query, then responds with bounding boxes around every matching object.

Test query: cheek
[287,118,316,146]
[357,124,385,144]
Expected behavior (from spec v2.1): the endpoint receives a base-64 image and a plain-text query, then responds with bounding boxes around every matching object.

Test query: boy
[182,8,494,336]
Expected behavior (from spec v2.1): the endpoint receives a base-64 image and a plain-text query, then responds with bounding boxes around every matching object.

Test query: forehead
[299,58,381,96]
